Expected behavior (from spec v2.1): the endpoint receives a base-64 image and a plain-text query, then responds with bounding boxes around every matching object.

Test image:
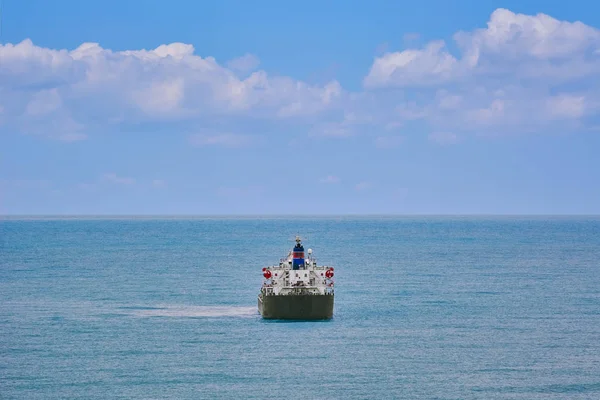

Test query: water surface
[1,216,600,399]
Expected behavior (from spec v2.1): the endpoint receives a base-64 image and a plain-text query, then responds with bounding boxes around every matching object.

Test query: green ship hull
[258,293,334,320]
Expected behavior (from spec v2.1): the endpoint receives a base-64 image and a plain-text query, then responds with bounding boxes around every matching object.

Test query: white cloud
[364,40,459,88]
[364,8,600,88]
[1,8,599,143]
[436,91,463,110]
[363,9,600,135]
[25,89,62,116]
[132,78,185,116]
[0,39,343,140]
[545,94,586,119]
[455,8,600,62]
[227,54,260,74]
[396,102,427,120]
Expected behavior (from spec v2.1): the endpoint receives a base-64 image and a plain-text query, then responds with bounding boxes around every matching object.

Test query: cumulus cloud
[363,8,600,135]
[1,8,599,143]
[0,39,343,140]
[365,8,600,88]
[365,40,459,88]
[227,53,260,74]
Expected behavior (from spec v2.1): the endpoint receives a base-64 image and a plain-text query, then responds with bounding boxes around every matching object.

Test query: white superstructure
[260,236,335,297]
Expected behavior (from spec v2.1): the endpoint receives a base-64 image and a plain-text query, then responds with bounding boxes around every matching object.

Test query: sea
[1,216,600,399]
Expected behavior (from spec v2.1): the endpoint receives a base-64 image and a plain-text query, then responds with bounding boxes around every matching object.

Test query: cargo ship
[258,236,334,320]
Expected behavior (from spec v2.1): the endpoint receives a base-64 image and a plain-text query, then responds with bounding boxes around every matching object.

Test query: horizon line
[2,213,600,219]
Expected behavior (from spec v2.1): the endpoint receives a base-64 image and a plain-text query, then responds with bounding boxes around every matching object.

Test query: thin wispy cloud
[77,173,135,191]
[189,133,253,148]
[428,132,458,145]
[319,175,340,184]
[403,32,421,42]
[102,173,135,185]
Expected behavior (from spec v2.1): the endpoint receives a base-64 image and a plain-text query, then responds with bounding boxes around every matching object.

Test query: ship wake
[130,305,258,318]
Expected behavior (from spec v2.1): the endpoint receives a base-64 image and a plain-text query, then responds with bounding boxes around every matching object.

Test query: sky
[1,0,600,215]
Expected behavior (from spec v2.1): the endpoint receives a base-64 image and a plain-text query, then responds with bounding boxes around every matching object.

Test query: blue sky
[1,0,600,214]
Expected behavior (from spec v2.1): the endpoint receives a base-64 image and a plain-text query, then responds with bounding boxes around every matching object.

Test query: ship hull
[258,293,334,320]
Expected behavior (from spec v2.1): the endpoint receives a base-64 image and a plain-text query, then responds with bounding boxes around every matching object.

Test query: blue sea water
[1,216,600,399]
